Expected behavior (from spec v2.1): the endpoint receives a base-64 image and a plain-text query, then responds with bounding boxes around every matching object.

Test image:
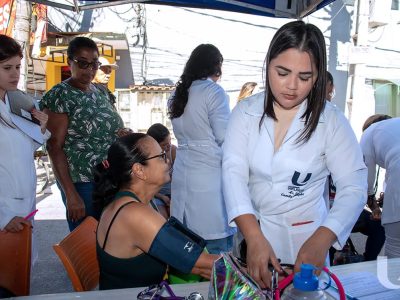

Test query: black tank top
[97,191,167,290]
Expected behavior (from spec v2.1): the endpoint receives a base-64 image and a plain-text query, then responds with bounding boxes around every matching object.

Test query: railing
[34,148,51,194]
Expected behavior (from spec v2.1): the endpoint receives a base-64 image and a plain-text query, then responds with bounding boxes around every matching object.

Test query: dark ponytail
[93,133,149,214]
[168,44,223,119]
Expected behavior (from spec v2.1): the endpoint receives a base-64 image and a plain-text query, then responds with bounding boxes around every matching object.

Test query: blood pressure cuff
[148,217,207,274]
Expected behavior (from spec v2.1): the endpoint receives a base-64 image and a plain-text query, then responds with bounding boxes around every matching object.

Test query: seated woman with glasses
[40,37,130,232]
[93,133,218,290]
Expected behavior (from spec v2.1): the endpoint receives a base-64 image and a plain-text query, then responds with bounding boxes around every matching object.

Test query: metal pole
[13,0,31,92]
[348,0,374,139]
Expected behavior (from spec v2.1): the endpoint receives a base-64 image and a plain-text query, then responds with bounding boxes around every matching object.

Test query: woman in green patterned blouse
[40,37,127,231]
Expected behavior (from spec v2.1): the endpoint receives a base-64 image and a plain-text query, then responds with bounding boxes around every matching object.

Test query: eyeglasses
[142,151,167,164]
[71,58,102,70]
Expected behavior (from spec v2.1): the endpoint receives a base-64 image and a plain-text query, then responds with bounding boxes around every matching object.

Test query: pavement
[29,158,374,296]
[31,164,74,295]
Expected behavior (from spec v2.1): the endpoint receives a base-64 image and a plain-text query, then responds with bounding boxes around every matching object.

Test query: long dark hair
[260,20,327,143]
[168,44,223,119]
[0,34,23,61]
[93,133,149,213]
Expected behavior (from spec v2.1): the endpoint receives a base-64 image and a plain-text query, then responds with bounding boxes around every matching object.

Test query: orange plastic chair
[0,224,32,296]
[53,216,99,291]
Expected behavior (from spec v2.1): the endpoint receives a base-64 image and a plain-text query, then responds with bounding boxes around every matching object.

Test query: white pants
[384,222,400,258]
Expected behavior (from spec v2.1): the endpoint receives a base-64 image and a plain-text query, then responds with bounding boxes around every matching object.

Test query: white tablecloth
[14,258,400,299]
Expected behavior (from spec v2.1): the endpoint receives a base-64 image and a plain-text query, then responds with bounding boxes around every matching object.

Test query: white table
[14,258,400,299]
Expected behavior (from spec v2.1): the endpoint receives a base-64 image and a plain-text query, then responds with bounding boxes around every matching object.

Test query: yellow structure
[43,47,117,92]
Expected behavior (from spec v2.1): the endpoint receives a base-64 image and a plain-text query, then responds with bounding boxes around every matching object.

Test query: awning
[26,0,336,18]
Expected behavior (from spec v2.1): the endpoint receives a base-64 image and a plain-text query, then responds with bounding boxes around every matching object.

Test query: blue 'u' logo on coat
[292,171,312,186]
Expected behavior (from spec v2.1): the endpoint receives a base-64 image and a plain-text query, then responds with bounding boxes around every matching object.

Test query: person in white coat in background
[168,44,235,254]
[360,116,400,258]
[0,35,50,265]
[222,20,367,288]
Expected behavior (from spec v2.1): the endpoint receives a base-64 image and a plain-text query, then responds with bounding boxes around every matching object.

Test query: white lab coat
[0,95,50,264]
[171,78,236,240]
[360,118,400,225]
[223,92,367,264]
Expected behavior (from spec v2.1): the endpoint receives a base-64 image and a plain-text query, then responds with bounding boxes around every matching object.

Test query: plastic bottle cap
[293,264,319,291]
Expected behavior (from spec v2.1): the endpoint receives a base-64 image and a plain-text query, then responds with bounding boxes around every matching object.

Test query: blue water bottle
[281,264,334,300]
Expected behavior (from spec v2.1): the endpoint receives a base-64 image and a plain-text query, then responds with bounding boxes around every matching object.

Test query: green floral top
[40,81,124,182]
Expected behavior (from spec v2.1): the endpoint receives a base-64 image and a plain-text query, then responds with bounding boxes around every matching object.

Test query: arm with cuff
[148,217,208,274]
[129,205,218,278]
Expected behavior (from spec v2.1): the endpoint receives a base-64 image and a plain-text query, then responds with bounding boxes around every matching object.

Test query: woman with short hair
[40,37,126,231]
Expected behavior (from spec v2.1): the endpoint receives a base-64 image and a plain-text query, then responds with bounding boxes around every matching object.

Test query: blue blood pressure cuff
[148,217,207,274]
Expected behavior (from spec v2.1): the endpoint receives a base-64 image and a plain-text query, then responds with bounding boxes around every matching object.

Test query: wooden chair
[0,224,32,296]
[53,216,99,291]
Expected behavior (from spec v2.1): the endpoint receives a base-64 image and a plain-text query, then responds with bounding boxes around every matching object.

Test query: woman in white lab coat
[360,116,400,258]
[168,44,235,254]
[0,35,49,265]
[222,21,367,288]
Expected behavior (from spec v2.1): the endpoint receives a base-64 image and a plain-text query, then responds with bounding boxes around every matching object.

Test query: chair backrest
[53,216,99,291]
[0,224,32,296]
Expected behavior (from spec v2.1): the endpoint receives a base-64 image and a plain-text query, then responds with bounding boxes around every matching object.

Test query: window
[392,0,399,10]
[373,81,400,117]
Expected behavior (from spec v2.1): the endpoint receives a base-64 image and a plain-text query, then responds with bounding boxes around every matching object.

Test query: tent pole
[80,0,146,11]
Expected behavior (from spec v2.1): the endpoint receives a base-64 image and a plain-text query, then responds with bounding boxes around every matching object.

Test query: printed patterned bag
[208,253,271,300]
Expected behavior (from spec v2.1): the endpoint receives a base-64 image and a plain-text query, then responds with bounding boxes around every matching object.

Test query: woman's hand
[294,226,336,274]
[66,192,86,222]
[4,217,31,232]
[246,235,281,289]
[31,109,48,134]
[235,214,281,289]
